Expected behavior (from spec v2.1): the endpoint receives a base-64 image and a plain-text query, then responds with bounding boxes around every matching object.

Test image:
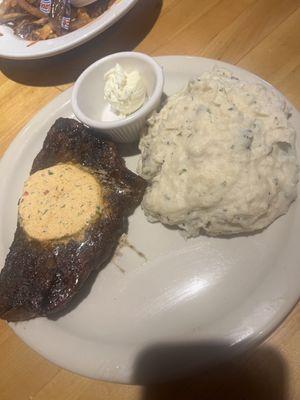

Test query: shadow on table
[0,0,162,87]
[134,342,288,400]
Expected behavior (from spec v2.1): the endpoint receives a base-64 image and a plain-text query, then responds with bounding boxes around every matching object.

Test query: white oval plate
[0,0,138,59]
[0,56,299,384]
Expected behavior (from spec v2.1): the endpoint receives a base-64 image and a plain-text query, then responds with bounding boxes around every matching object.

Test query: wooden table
[0,0,299,398]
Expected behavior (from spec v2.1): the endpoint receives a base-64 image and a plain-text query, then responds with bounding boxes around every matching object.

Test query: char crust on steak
[0,118,146,322]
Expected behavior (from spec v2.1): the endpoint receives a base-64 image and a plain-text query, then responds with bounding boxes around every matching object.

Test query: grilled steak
[0,118,146,322]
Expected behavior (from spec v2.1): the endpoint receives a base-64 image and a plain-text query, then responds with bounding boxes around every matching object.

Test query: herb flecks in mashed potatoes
[138,68,299,236]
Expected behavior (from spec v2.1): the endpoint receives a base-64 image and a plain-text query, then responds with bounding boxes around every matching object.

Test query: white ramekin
[71,52,164,143]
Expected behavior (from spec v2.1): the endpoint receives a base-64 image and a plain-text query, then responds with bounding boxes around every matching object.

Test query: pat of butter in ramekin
[104,63,147,116]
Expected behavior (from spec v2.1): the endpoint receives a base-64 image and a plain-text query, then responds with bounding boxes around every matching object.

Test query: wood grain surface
[0,0,299,399]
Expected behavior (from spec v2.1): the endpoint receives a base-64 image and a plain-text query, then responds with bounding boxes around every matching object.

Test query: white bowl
[70,0,97,7]
[71,52,164,143]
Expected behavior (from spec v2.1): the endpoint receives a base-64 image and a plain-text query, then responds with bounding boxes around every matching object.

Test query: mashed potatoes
[138,68,299,236]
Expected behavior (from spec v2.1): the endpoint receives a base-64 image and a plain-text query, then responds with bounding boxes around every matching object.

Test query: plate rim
[0,55,299,383]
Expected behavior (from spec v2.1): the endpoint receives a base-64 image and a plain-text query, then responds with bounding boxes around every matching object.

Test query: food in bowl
[138,68,299,237]
[104,63,147,117]
[0,0,117,40]
[0,118,146,321]
[72,51,164,143]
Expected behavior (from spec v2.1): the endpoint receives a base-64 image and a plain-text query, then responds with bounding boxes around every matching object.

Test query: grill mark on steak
[0,118,146,321]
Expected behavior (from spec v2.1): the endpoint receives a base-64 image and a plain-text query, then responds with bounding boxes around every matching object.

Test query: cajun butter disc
[19,164,103,241]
